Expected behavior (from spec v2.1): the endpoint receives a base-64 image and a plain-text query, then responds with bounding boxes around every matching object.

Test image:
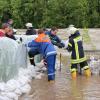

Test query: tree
[0,0,99,28]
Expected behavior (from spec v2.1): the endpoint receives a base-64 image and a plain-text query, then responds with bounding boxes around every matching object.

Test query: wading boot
[84,68,91,77]
[48,80,55,83]
[71,71,77,79]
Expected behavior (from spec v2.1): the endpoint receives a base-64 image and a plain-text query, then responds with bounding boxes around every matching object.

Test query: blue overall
[28,33,57,81]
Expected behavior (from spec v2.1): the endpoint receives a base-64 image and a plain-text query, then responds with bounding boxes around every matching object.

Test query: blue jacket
[45,31,65,48]
[45,31,61,43]
[28,33,57,58]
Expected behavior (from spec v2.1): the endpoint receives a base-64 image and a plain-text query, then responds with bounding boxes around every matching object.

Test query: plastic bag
[0,37,27,82]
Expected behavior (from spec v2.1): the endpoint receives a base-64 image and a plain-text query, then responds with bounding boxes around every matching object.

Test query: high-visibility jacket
[28,33,57,58]
[67,32,86,64]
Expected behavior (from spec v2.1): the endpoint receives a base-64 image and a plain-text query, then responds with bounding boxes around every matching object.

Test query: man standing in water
[27,29,57,82]
[65,25,91,79]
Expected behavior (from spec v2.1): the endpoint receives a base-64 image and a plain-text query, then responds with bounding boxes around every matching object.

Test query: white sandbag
[1,92,18,100]
[6,79,20,92]
[34,67,41,72]
[27,65,37,77]
[20,84,31,94]
[41,67,47,71]
[0,96,12,100]
[35,73,44,79]
[18,76,30,86]
[0,82,6,91]
[14,88,22,96]
[18,68,32,79]
[15,35,38,44]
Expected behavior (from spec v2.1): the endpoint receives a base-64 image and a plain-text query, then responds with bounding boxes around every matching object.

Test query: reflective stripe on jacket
[67,32,86,64]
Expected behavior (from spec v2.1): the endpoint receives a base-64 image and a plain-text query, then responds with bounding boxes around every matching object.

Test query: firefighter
[27,29,57,82]
[66,25,91,79]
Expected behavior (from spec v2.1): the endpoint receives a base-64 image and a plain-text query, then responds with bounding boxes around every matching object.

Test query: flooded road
[20,52,100,100]
[29,74,100,100]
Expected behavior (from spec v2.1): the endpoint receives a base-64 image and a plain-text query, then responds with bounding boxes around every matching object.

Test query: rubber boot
[71,71,77,79]
[30,58,36,66]
[48,80,55,83]
[48,74,55,83]
[84,68,91,77]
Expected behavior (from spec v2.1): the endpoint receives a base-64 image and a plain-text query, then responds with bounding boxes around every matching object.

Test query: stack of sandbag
[0,64,45,100]
[89,56,100,75]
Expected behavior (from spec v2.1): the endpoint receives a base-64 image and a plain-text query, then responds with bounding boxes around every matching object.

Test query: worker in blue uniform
[27,29,57,82]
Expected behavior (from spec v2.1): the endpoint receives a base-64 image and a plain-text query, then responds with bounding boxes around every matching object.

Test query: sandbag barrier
[85,50,100,75]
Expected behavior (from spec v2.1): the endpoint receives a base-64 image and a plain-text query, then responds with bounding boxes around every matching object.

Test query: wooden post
[59,53,62,71]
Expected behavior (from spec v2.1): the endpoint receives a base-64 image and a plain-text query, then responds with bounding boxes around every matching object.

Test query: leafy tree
[0,0,99,28]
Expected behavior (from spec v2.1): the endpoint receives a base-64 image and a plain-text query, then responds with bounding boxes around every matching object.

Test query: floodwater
[20,53,100,100]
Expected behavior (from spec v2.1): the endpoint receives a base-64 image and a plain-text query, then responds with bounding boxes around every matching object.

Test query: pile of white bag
[0,65,45,100]
[0,36,44,100]
[89,56,100,75]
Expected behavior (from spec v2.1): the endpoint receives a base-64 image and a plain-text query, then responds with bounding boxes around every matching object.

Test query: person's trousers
[71,61,88,73]
[28,49,39,66]
[46,55,56,81]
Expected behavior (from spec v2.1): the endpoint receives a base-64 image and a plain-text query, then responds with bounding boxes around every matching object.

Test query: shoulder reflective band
[75,36,82,41]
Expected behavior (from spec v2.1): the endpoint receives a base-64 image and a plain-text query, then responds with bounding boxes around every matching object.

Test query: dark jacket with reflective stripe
[67,31,86,64]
